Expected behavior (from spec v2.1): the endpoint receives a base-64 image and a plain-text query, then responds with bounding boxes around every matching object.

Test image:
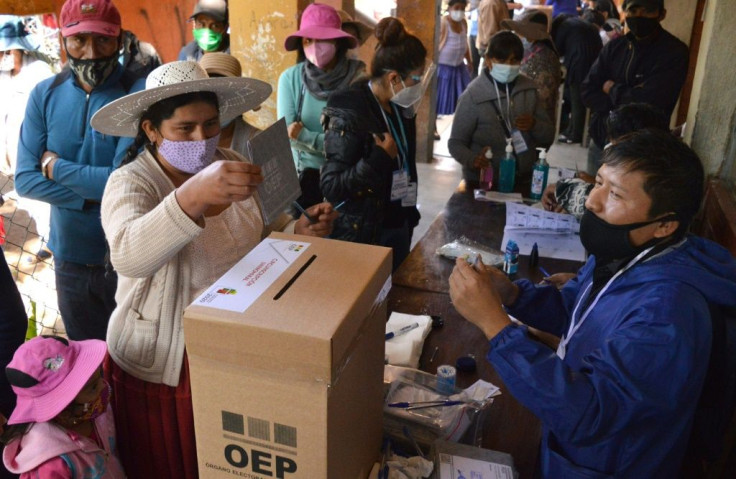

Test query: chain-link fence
[1,171,64,337]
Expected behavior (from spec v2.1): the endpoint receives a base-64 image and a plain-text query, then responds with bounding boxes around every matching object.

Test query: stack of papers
[501,203,586,262]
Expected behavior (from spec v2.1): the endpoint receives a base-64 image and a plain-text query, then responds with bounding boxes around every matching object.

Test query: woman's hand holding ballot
[449,258,519,340]
[176,160,263,221]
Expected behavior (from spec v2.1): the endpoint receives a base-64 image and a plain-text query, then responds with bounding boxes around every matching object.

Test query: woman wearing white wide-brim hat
[91,60,337,478]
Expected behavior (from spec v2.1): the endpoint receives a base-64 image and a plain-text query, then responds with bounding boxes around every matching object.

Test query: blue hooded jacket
[492,236,736,478]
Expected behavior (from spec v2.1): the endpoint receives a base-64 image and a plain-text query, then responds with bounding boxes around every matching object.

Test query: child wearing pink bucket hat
[2,336,125,477]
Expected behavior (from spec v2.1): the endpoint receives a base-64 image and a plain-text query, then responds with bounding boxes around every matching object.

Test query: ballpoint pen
[292,201,317,224]
[539,266,551,278]
[333,200,346,210]
[385,322,419,340]
[387,400,465,410]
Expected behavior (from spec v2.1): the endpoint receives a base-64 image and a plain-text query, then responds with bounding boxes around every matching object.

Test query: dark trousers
[565,82,586,142]
[54,260,117,340]
[469,34,481,79]
[380,220,414,272]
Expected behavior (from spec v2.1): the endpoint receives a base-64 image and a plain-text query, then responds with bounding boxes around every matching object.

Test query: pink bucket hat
[284,3,357,51]
[5,336,107,425]
[60,0,121,38]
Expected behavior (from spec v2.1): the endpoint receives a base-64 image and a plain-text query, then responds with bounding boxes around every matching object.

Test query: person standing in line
[476,0,510,58]
[277,3,364,212]
[502,9,562,125]
[13,0,145,341]
[178,0,230,61]
[545,0,580,17]
[581,0,688,175]
[551,13,602,144]
[437,0,474,118]
[321,17,430,272]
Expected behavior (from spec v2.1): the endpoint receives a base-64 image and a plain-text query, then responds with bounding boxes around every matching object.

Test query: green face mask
[193,28,223,52]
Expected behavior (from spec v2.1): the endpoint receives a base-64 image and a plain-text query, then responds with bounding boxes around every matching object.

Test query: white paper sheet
[501,203,586,262]
[438,454,515,479]
[192,238,311,313]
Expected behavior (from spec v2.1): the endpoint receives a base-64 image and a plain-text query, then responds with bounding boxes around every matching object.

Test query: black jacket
[581,28,689,148]
[321,81,420,244]
[0,252,27,419]
[552,16,602,85]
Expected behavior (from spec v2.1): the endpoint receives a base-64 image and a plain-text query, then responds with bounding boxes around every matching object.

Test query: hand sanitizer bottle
[530,147,549,200]
[498,138,516,193]
[479,148,494,190]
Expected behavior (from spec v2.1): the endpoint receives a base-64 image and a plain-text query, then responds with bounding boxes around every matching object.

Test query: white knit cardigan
[101,148,293,386]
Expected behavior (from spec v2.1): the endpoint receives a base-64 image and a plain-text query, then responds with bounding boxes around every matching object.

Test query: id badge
[391,170,408,201]
[556,337,566,360]
[401,182,418,207]
[511,129,528,154]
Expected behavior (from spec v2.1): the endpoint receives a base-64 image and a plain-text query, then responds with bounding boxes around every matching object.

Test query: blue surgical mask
[490,63,520,84]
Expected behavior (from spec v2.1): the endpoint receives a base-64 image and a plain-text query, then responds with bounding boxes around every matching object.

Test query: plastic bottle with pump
[498,138,516,193]
[479,148,493,190]
[529,147,549,200]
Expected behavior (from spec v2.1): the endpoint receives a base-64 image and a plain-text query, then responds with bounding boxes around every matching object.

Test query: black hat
[622,0,664,11]
[190,0,228,24]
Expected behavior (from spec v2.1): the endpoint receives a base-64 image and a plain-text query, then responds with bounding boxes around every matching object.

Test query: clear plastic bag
[383,365,495,453]
[435,236,504,267]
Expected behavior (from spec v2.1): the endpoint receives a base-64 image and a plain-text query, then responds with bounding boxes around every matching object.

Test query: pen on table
[292,201,317,224]
[386,322,420,340]
[529,242,539,268]
[539,266,552,283]
[388,400,465,410]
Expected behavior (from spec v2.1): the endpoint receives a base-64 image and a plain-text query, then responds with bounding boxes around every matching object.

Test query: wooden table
[388,187,585,478]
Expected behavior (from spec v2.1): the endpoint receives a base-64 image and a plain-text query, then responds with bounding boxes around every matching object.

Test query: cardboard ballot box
[183,232,392,479]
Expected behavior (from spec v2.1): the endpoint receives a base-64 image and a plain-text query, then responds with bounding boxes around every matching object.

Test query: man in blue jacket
[581,0,688,175]
[449,129,736,477]
[14,0,143,340]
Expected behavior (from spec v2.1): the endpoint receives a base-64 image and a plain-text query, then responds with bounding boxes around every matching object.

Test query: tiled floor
[413,114,588,248]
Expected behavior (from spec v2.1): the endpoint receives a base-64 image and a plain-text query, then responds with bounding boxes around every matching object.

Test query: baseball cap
[622,0,665,11]
[60,0,121,38]
[5,336,107,425]
[190,0,228,24]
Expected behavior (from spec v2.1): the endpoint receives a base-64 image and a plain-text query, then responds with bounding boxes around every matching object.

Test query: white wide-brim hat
[91,61,272,138]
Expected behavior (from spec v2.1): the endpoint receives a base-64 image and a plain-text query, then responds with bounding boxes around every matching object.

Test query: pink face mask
[304,41,337,69]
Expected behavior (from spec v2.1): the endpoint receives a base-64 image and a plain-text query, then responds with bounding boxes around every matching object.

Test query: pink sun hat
[5,336,107,425]
[284,3,357,51]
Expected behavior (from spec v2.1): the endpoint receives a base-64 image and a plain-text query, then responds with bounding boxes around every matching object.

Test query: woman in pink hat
[2,336,125,478]
[277,3,365,213]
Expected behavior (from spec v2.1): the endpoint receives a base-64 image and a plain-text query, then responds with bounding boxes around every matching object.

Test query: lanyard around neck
[560,245,657,356]
[492,80,513,134]
[369,81,408,170]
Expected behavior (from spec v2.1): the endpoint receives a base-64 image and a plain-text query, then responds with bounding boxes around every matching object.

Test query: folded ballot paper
[385,312,433,368]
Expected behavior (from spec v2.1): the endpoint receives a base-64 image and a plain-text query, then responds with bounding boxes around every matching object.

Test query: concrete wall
[685,0,736,181]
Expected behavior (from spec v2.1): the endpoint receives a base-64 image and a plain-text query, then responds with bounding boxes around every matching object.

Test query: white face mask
[388,63,436,117]
[450,10,465,22]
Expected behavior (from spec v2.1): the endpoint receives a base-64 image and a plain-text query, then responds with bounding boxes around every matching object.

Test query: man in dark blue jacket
[449,129,736,477]
[14,0,143,340]
[581,0,688,174]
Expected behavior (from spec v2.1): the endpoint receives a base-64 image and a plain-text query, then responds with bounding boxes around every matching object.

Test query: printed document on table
[501,202,586,262]
[438,453,515,479]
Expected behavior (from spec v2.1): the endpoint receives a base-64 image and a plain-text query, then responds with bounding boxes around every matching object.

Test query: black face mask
[579,208,677,261]
[626,16,661,39]
[66,52,119,89]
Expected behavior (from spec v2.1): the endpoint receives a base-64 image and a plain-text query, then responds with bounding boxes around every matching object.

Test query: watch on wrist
[41,156,55,179]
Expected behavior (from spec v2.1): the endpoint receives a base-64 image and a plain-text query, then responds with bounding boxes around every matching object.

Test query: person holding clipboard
[449,30,554,191]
